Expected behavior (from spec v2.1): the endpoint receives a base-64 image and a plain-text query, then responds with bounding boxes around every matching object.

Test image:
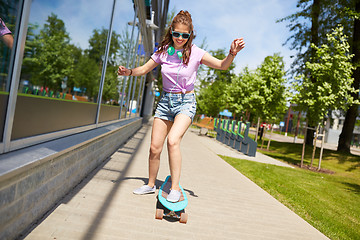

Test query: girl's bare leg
[147,118,172,187]
[166,114,192,191]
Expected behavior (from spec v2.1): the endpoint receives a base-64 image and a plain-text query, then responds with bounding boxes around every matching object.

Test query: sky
[168,0,299,74]
[29,0,299,75]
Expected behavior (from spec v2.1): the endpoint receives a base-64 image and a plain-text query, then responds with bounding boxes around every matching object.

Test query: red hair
[156,10,195,65]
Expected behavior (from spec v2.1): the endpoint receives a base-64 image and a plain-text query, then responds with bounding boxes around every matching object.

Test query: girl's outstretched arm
[201,37,245,70]
[118,58,159,76]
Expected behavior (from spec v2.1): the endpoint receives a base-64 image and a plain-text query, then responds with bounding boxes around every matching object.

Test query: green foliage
[197,79,227,117]
[197,52,287,122]
[278,0,355,76]
[202,49,235,84]
[293,25,358,126]
[102,65,120,103]
[256,54,288,121]
[86,27,121,66]
[225,54,287,122]
[21,13,131,104]
[226,67,260,118]
[72,52,100,101]
[22,13,74,91]
[196,49,234,116]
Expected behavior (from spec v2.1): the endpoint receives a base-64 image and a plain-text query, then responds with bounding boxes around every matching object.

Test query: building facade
[0,0,169,239]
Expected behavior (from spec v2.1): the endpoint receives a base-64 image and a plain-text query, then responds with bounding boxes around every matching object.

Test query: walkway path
[23,121,329,240]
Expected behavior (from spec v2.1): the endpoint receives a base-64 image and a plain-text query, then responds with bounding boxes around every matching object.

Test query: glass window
[0,0,20,142]
[12,0,116,140]
[99,0,137,122]
[118,30,146,119]
[127,50,146,118]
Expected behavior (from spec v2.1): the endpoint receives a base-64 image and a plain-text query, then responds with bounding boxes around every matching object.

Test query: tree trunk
[318,126,325,170]
[267,124,274,150]
[310,0,320,68]
[255,117,260,142]
[310,124,319,167]
[338,105,358,153]
[301,119,309,168]
[261,127,266,150]
[338,0,360,153]
[306,0,321,145]
[285,105,291,136]
[306,128,315,145]
[294,111,301,143]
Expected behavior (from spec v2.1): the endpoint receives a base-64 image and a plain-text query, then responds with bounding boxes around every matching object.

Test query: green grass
[258,139,360,180]
[219,141,360,240]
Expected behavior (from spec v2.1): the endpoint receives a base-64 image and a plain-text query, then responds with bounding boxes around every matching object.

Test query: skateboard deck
[155,175,188,223]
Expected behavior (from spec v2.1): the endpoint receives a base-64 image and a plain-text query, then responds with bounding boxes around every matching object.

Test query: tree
[196,49,235,117]
[256,54,287,122]
[87,27,121,66]
[278,0,355,144]
[293,25,357,167]
[72,51,100,101]
[197,79,228,117]
[21,23,40,82]
[86,27,124,103]
[278,0,321,144]
[338,0,360,153]
[226,54,287,147]
[256,54,288,148]
[279,0,354,75]
[227,54,287,121]
[295,26,356,126]
[226,67,258,120]
[102,65,120,103]
[22,13,74,92]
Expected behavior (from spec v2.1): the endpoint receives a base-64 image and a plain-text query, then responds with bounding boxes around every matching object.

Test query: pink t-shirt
[151,44,206,93]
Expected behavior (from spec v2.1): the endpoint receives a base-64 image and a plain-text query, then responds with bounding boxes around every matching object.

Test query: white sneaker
[166,189,181,202]
[133,185,156,195]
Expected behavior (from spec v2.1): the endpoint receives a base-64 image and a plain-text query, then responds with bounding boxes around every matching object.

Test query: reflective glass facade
[1,0,156,153]
[0,0,20,142]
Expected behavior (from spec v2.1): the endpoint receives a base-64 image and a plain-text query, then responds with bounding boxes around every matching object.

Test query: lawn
[219,140,360,240]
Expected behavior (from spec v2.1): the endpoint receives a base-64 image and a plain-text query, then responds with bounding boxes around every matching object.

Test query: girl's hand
[117,66,131,76]
[230,38,245,56]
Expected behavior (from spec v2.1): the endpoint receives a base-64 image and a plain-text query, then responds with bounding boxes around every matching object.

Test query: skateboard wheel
[155,209,164,220]
[179,213,188,224]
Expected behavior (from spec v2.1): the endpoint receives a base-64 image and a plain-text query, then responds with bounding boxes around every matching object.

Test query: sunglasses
[171,30,191,39]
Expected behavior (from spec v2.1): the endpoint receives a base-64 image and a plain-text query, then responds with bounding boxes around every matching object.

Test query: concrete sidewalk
[23,121,329,240]
[189,128,294,168]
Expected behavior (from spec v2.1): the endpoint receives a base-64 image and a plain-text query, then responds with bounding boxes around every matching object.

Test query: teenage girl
[118,10,245,202]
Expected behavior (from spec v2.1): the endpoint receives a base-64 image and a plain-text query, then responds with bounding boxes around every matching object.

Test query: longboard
[155,175,188,223]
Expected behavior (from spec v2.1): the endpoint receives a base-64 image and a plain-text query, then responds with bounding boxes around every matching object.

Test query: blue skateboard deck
[155,175,188,223]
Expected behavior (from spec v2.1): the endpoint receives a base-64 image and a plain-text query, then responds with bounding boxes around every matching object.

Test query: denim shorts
[154,92,197,122]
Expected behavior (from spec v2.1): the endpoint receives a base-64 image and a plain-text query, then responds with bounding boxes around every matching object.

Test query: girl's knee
[150,143,162,156]
[167,135,180,148]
